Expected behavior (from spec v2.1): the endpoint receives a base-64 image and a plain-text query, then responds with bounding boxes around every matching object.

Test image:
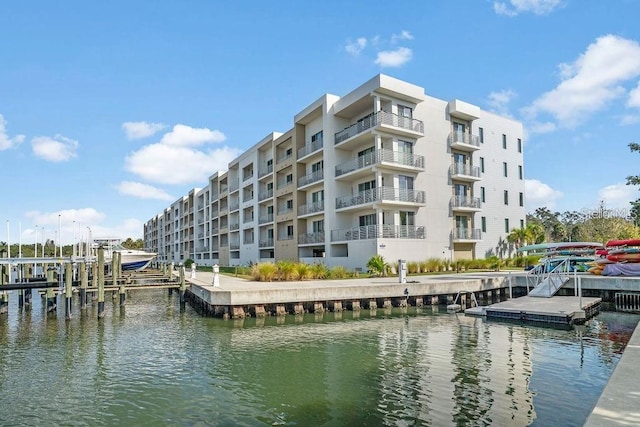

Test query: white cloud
[597,182,639,209]
[487,89,516,116]
[31,134,78,162]
[522,35,640,128]
[525,179,563,211]
[116,181,175,201]
[375,47,413,68]
[345,37,367,56]
[527,121,557,134]
[160,124,226,146]
[122,121,167,140]
[125,124,239,185]
[621,114,640,125]
[627,81,640,108]
[25,207,106,226]
[494,0,562,16]
[391,30,413,44]
[0,114,25,150]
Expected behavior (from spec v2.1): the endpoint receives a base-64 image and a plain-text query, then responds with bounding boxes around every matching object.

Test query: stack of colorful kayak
[588,239,640,276]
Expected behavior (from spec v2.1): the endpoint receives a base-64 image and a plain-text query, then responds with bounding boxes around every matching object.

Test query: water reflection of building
[222,313,536,425]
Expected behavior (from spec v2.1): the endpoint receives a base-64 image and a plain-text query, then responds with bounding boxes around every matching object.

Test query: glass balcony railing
[453,228,482,240]
[298,169,324,188]
[298,232,325,244]
[297,200,324,216]
[452,195,481,209]
[298,137,323,159]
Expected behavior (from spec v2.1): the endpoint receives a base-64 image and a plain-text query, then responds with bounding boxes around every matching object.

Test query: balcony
[298,169,324,188]
[449,131,481,151]
[453,228,482,242]
[259,188,273,201]
[335,149,424,178]
[331,225,426,241]
[298,232,325,245]
[277,206,294,215]
[298,137,323,160]
[229,202,240,212]
[276,150,293,164]
[230,242,240,250]
[259,238,274,248]
[297,200,324,217]
[335,111,424,146]
[336,186,426,210]
[229,223,240,231]
[258,213,274,224]
[228,180,239,193]
[259,163,274,179]
[452,195,482,212]
[277,177,294,190]
[278,234,294,241]
[450,162,481,182]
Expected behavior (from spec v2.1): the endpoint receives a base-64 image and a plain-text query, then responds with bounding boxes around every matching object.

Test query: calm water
[0,290,636,426]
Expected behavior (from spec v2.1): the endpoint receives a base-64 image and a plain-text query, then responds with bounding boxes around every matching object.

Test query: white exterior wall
[144,75,526,271]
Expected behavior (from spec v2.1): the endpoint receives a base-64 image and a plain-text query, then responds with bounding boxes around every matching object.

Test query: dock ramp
[527,258,572,298]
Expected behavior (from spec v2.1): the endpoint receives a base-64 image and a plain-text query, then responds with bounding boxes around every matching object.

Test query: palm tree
[507,227,528,250]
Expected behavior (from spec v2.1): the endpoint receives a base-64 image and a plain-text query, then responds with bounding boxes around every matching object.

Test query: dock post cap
[213,264,220,287]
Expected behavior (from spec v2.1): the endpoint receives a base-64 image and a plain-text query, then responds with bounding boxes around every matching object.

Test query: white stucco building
[144,74,525,270]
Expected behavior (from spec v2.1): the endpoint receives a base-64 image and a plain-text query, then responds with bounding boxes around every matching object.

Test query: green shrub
[253,262,278,281]
[367,255,390,277]
[296,263,312,280]
[311,262,328,279]
[443,259,451,272]
[277,260,299,281]
[329,265,348,279]
[426,258,440,273]
[407,261,419,274]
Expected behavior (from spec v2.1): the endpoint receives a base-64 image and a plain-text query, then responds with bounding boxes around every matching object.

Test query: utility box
[398,259,407,283]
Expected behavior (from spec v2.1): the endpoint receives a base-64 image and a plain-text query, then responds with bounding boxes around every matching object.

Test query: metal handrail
[335,111,424,144]
[335,149,424,177]
[336,186,426,209]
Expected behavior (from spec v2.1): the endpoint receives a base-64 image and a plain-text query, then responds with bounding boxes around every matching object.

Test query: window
[503,162,508,177]
[286,199,293,210]
[453,122,466,135]
[398,175,414,190]
[400,211,415,226]
[519,192,524,207]
[504,190,509,205]
[504,218,510,233]
[311,130,323,143]
[358,146,375,166]
[502,134,507,149]
[359,214,376,226]
[518,165,523,180]
[286,173,293,184]
[479,127,484,143]
[287,225,294,237]
[480,157,485,173]
[285,147,292,157]
[454,184,468,197]
[480,187,486,203]
[358,180,376,193]
[520,219,525,229]
[455,215,468,230]
[481,216,486,233]
[517,138,522,153]
[311,160,323,173]
[398,105,413,118]
[397,140,413,154]
[312,220,324,233]
[312,190,324,203]
[454,152,467,165]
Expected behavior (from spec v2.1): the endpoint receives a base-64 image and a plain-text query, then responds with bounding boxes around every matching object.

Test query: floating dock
[465,295,601,325]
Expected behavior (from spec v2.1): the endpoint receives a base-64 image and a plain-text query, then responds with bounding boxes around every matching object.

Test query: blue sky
[1,0,640,245]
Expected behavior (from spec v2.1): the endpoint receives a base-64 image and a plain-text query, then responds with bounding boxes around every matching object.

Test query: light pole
[58,214,62,257]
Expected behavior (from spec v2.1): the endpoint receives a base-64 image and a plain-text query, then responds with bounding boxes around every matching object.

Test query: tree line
[0,237,144,257]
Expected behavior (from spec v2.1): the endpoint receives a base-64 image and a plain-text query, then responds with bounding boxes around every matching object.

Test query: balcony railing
[449,131,480,148]
[258,163,274,178]
[229,202,240,212]
[297,200,324,216]
[335,149,424,177]
[451,162,481,178]
[298,232,325,244]
[452,195,481,209]
[335,111,424,145]
[243,170,254,181]
[277,177,294,189]
[276,150,293,164]
[331,225,426,241]
[298,137,323,158]
[258,213,274,224]
[259,188,273,201]
[228,180,239,193]
[278,235,294,241]
[336,186,426,209]
[277,206,294,215]
[298,169,324,188]
[229,223,240,231]
[453,228,482,240]
[259,238,274,248]
[230,242,240,250]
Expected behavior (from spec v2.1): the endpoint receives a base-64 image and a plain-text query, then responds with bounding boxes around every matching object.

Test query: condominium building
[144,74,525,270]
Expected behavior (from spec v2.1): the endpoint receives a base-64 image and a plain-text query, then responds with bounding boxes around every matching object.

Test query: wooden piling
[46,266,56,313]
[24,263,32,307]
[179,265,186,310]
[98,247,105,318]
[80,262,87,310]
[117,253,125,306]
[65,262,73,320]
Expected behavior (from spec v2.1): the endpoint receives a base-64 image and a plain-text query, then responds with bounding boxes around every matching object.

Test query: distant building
[144,74,525,270]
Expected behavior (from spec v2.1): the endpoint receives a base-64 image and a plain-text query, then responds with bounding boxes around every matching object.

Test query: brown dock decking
[465,295,602,325]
